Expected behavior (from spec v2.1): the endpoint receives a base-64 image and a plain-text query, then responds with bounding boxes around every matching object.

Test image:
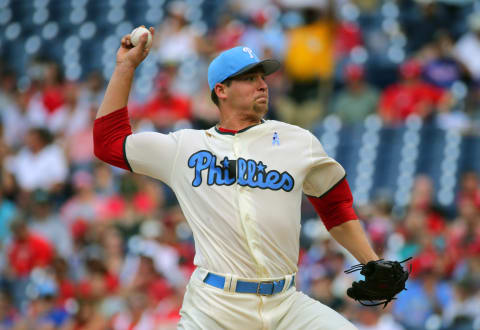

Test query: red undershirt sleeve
[307,177,358,231]
[93,107,133,171]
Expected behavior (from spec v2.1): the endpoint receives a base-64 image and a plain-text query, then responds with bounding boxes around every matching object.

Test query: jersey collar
[214,119,265,135]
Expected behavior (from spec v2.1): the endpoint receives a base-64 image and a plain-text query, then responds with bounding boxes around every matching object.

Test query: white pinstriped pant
[178,268,357,330]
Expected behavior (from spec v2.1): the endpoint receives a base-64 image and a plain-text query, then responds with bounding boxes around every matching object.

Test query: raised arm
[93,27,155,170]
[96,26,155,119]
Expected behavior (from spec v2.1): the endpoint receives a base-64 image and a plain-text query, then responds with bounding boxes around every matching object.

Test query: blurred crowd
[1,0,480,329]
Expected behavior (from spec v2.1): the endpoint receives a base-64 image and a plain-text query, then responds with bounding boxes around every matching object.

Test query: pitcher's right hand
[116,26,155,69]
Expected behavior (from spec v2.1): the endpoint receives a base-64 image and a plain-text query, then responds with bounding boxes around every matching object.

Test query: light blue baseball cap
[208,46,280,91]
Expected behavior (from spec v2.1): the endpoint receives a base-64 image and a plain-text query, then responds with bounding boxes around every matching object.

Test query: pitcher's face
[225,71,269,117]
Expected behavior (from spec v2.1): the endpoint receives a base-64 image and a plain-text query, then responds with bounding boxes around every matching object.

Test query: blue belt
[204,273,295,295]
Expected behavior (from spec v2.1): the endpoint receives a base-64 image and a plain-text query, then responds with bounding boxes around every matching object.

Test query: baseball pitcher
[93,27,405,330]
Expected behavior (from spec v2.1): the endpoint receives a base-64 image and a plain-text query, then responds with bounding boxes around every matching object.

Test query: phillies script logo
[188,150,294,191]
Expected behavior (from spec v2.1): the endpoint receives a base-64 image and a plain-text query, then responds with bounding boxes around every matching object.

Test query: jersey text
[188,150,294,192]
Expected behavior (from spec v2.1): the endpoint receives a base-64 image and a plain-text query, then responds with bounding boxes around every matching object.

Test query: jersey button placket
[233,137,242,190]
[234,136,265,276]
[234,137,251,257]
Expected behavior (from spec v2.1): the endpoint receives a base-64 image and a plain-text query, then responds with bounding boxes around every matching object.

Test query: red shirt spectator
[142,94,191,124]
[445,199,480,273]
[141,73,191,129]
[57,279,76,306]
[334,21,363,59]
[76,259,119,299]
[51,257,76,307]
[379,59,447,123]
[42,85,64,114]
[41,61,65,115]
[7,221,53,277]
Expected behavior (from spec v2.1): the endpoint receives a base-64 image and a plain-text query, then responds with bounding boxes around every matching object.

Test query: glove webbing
[344,257,412,308]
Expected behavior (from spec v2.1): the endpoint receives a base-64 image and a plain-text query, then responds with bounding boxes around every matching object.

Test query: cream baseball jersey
[125,120,345,278]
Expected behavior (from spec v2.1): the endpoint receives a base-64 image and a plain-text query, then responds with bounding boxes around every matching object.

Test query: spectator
[190,82,220,129]
[153,287,183,329]
[363,196,394,255]
[0,67,16,110]
[61,170,101,226]
[63,298,108,330]
[139,70,192,131]
[28,190,73,259]
[393,266,454,330]
[26,61,67,132]
[7,219,53,278]
[454,12,480,81]
[211,13,245,52]
[0,291,19,329]
[111,291,158,330]
[331,64,379,124]
[284,4,337,94]
[5,128,68,193]
[421,31,469,89]
[239,9,286,59]
[93,163,117,197]
[130,177,165,219]
[334,20,363,63]
[398,0,450,54]
[76,258,119,301]
[153,0,199,65]
[411,176,446,232]
[64,105,97,171]
[354,305,404,330]
[79,71,105,108]
[453,248,480,289]
[122,220,184,291]
[16,274,70,330]
[67,220,97,284]
[308,266,345,311]
[121,252,174,308]
[278,2,338,128]
[463,80,480,125]
[443,276,480,329]
[100,226,126,278]
[50,258,75,308]
[445,198,480,274]
[397,179,449,276]
[1,91,31,150]
[49,82,91,137]
[6,219,53,310]
[457,171,480,209]
[378,59,450,125]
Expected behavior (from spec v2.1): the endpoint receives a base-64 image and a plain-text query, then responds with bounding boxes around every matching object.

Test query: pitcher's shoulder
[265,120,313,136]
[171,128,211,138]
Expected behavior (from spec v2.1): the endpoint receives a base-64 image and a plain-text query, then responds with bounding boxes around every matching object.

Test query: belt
[203,273,295,296]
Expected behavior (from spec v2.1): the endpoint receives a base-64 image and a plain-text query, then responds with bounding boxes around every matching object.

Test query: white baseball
[130,26,152,48]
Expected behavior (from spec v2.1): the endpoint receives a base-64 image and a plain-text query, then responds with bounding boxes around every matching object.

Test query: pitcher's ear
[215,83,227,100]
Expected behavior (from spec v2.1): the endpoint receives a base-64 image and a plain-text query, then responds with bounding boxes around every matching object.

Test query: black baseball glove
[344,257,412,308]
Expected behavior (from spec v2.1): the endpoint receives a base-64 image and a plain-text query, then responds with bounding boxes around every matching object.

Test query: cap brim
[229,59,280,79]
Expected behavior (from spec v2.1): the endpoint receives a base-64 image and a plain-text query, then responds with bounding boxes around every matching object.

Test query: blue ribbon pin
[272,132,280,146]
